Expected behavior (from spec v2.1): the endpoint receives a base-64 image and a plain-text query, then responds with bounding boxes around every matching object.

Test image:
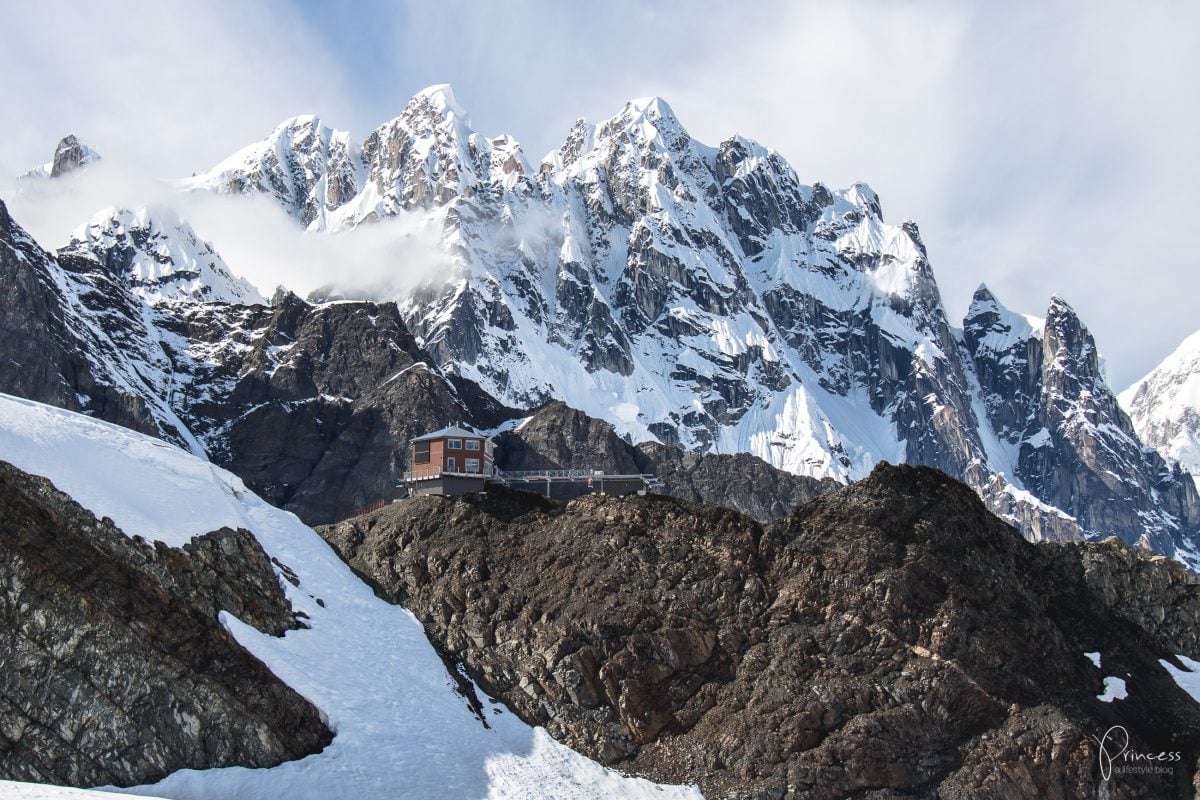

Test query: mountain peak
[1046,294,1079,323]
[51,135,100,177]
[60,205,264,306]
[17,134,101,181]
[625,95,675,116]
[273,114,325,134]
[406,84,472,127]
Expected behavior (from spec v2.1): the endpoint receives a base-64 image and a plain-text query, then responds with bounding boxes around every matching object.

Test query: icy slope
[0,394,701,800]
[1121,328,1200,486]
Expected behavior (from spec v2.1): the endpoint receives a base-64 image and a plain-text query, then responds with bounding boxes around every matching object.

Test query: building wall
[411,437,494,477]
[409,475,489,497]
[410,439,446,479]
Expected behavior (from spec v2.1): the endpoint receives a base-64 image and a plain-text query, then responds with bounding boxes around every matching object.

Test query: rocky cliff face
[0,459,331,787]
[18,135,101,181]
[0,199,515,522]
[163,293,515,522]
[59,206,264,306]
[321,464,1200,799]
[0,199,188,446]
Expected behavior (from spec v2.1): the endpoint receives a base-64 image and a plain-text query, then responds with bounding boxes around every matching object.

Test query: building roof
[410,426,494,443]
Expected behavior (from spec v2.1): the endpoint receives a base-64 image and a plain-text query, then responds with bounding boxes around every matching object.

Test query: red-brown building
[405,426,496,496]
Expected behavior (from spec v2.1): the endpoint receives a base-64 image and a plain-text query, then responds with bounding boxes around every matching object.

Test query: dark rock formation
[0,200,517,524]
[0,460,331,788]
[166,292,517,523]
[636,441,838,521]
[0,200,176,444]
[49,135,97,178]
[321,465,1200,799]
[495,400,835,521]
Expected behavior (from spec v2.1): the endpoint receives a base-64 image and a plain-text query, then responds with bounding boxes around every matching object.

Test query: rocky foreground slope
[0,460,331,787]
[323,464,1200,799]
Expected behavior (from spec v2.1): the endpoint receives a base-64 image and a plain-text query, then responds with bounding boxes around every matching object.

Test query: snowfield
[0,393,702,800]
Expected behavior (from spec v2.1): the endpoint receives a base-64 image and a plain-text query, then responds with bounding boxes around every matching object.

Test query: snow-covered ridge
[1121,328,1200,485]
[0,393,701,800]
[60,206,264,305]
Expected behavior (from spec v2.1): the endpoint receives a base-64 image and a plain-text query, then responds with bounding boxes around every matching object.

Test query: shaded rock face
[322,465,1200,799]
[0,200,179,444]
[496,400,645,474]
[636,441,839,522]
[164,293,515,523]
[0,460,332,788]
[49,135,96,178]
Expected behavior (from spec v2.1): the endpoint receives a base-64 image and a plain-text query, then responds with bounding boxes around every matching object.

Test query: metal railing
[401,466,661,489]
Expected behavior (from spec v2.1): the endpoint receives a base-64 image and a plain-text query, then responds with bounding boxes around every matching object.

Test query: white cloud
[6,163,455,301]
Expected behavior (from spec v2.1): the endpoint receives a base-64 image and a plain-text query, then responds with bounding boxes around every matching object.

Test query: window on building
[485,441,493,456]
[447,456,456,472]
[413,441,430,464]
[465,458,480,473]
[466,439,480,451]
[447,438,462,449]
[484,463,493,476]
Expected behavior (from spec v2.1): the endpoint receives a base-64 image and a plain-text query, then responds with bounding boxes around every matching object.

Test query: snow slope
[0,782,164,800]
[0,394,702,800]
[1120,328,1200,486]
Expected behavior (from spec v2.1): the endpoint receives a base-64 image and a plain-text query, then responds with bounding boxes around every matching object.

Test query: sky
[0,0,1197,388]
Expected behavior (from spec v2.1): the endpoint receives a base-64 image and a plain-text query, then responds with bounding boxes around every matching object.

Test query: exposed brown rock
[0,460,331,787]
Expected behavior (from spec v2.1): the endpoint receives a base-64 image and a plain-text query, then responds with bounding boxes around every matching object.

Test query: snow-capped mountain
[1122,329,1200,487]
[60,206,263,305]
[181,85,1200,560]
[0,197,517,522]
[177,115,361,230]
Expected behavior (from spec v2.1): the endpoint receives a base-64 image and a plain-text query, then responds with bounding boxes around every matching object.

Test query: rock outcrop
[494,400,837,520]
[322,465,1200,799]
[0,459,332,787]
[0,200,516,523]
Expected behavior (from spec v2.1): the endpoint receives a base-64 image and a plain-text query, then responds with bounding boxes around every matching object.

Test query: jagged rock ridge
[18,134,101,181]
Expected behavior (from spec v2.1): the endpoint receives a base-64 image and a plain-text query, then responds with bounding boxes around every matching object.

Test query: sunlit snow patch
[1161,654,1200,703]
